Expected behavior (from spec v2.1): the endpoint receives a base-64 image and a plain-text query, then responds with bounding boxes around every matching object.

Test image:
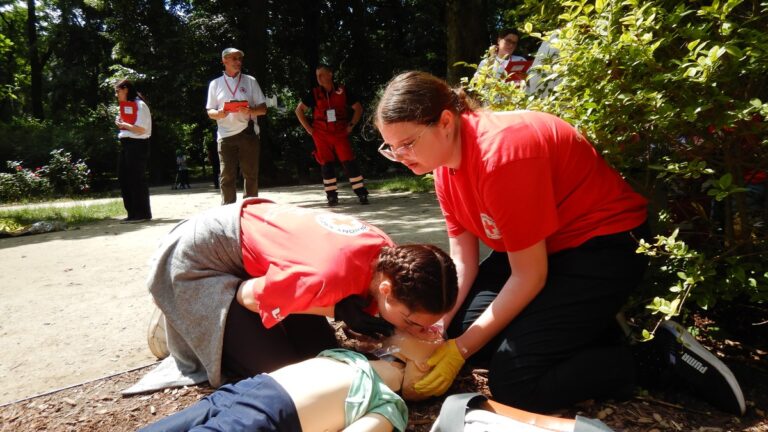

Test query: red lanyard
[224,73,242,99]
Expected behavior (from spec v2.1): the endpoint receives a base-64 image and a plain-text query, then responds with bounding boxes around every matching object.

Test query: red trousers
[312,123,354,164]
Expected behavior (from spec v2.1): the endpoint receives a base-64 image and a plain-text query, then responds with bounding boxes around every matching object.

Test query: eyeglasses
[378,124,432,162]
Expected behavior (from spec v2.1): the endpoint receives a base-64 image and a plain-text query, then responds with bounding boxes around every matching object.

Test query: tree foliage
[1,0,500,189]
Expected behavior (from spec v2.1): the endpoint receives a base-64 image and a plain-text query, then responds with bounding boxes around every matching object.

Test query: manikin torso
[270,357,404,432]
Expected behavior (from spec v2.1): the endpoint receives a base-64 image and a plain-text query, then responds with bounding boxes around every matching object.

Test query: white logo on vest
[316,214,370,236]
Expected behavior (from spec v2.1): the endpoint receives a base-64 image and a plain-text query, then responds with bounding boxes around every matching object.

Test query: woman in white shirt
[114,79,153,223]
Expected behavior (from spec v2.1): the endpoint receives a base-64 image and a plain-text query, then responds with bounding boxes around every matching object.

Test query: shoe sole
[661,320,746,415]
[123,218,151,224]
[147,306,170,360]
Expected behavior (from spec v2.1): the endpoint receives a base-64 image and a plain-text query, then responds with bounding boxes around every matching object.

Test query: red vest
[119,101,138,124]
[312,85,349,125]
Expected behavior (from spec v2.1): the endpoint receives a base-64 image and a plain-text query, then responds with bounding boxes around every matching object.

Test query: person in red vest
[295,64,369,206]
[114,79,153,223]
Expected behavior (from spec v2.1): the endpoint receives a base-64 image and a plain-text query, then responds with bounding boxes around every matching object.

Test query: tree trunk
[245,0,268,87]
[445,0,488,85]
[300,0,320,87]
[26,0,44,119]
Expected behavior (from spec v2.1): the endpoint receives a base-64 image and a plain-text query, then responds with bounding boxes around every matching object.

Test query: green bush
[0,150,90,203]
[37,149,91,196]
[0,112,116,192]
[468,0,768,326]
[0,162,53,202]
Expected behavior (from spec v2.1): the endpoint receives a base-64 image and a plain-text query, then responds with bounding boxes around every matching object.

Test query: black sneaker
[657,320,745,415]
[327,196,339,207]
[358,194,369,205]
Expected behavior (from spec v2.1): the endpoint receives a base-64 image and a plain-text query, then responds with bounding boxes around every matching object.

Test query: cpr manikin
[139,331,611,432]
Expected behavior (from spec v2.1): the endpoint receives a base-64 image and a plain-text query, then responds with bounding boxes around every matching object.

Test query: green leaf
[524,22,533,33]
[718,173,733,188]
[595,0,605,12]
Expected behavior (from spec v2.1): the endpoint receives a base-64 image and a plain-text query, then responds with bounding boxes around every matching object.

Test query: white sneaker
[147,306,170,360]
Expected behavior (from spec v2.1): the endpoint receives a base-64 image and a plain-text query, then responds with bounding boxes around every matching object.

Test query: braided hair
[376,244,458,315]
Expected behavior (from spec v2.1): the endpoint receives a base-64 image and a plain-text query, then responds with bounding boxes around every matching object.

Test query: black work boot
[355,187,370,205]
[327,191,339,207]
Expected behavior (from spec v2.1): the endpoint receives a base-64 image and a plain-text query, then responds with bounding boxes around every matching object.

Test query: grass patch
[367,175,434,193]
[0,200,125,233]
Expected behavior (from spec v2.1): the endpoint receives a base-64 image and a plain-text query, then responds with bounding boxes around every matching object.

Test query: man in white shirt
[206,47,268,205]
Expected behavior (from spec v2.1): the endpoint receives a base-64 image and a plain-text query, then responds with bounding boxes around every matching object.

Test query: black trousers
[447,222,650,412]
[221,298,339,381]
[118,137,152,220]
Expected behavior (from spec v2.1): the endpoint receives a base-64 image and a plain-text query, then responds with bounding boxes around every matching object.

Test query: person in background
[206,47,267,205]
[114,79,152,223]
[124,198,458,397]
[373,71,745,416]
[207,128,221,189]
[175,150,191,189]
[295,64,370,206]
[474,28,529,82]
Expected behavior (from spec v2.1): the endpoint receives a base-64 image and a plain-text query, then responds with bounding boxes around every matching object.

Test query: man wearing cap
[207,48,268,205]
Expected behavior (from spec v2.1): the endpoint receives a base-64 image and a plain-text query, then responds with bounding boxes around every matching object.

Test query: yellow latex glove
[413,339,465,397]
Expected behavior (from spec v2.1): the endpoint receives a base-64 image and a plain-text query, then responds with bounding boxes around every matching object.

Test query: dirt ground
[0,183,766,431]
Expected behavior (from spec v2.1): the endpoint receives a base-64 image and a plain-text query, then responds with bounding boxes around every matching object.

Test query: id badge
[326,109,337,122]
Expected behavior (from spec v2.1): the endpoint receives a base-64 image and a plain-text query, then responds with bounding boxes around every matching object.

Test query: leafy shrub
[37,149,91,196]
[0,162,53,202]
[468,0,768,326]
[0,112,116,193]
[0,150,90,203]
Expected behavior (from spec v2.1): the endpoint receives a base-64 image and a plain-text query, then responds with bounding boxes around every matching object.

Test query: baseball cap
[221,47,244,58]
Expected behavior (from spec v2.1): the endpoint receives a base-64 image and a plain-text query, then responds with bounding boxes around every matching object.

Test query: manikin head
[371,331,446,401]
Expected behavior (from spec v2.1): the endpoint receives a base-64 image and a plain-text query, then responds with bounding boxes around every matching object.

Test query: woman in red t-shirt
[372,71,744,415]
[135,199,458,395]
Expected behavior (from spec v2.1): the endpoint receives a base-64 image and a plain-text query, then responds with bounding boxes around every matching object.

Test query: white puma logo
[681,352,708,373]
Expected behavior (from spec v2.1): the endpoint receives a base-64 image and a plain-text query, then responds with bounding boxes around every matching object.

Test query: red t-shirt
[240,200,394,328]
[434,111,648,254]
